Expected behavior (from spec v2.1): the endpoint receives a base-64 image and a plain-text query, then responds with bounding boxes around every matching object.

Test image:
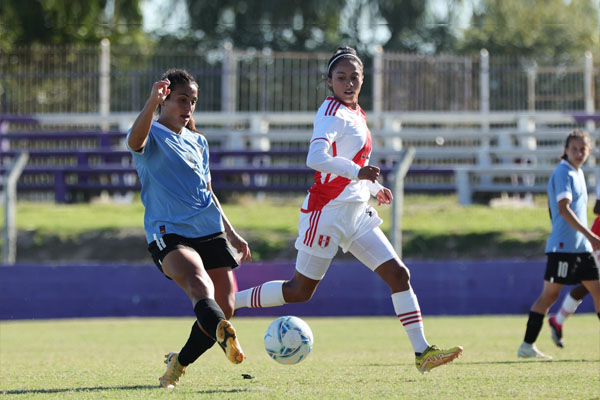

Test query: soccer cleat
[415,345,463,374]
[159,352,186,389]
[517,343,552,359]
[216,320,245,364]
[547,315,564,348]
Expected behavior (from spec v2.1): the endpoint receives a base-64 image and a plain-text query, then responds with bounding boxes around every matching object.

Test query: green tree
[0,0,147,48]
[338,0,461,54]
[178,0,346,51]
[459,0,599,59]
[160,0,449,55]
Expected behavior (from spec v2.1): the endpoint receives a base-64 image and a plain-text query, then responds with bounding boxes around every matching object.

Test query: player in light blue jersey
[127,69,250,388]
[518,129,600,359]
[546,180,600,348]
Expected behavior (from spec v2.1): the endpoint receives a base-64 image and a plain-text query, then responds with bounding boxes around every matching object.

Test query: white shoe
[517,343,552,359]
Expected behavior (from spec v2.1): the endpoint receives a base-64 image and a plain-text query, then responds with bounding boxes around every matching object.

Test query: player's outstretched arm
[128,79,170,152]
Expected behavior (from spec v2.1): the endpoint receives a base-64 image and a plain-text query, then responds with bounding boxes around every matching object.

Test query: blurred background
[0,0,599,318]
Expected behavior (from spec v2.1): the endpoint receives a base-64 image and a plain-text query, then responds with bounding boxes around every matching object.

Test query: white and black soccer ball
[264,316,313,365]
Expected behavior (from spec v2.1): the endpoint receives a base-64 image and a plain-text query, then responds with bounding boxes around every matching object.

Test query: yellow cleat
[159,352,186,389]
[216,320,245,364]
[415,345,463,374]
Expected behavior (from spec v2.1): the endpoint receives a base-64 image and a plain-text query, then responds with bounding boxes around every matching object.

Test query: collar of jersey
[153,120,189,136]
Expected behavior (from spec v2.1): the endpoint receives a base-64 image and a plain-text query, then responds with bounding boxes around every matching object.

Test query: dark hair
[561,129,591,160]
[157,68,199,133]
[326,46,363,78]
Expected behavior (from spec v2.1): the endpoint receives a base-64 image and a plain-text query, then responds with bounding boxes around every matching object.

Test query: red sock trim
[397,310,422,326]
[251,285,263,308]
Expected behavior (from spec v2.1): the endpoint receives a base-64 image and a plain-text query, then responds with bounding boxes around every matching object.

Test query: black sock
[597,313,599,321]
[193,298,226,340]
[523,311,545,344]
[178,321,215,366]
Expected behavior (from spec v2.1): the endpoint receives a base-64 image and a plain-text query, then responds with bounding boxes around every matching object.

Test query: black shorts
[148,232,239,279]
[545,252,599,284]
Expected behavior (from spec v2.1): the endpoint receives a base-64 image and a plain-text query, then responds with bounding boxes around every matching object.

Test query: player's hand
[228,231,252,263]
[589,234,600,252]
[358,165,380,182]
[149,79,171,106]
[376,188,393,205]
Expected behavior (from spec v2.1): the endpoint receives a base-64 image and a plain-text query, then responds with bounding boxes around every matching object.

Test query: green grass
[1,315,598,399]
[2,194,556,236]
[1,193,598,259]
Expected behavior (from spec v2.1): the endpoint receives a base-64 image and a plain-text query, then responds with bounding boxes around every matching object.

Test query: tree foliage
[179,0,346,52]
[0,0,147,48]
[165,0,446,54]
[459,0,600,59]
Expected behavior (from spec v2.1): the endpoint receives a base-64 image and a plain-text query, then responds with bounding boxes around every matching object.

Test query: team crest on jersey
[318,235,331,248]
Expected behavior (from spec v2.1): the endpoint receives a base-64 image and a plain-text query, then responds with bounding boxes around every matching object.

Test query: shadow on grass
[198,387,264,394]
[463,358,598,365]
[2,385,264,396]
[1,385,156,396]
[365,358,596,368]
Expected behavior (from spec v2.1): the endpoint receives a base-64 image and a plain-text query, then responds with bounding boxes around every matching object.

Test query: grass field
[3,193,591,260]
[1,315,598,399]
[3,194,558,236]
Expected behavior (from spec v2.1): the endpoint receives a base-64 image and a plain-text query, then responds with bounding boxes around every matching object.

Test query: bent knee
[285,291,314,303]
[537,291,560,305]
[282,281,315,303]
[396,264,410,282]
[379,260,410,281]
[186,274,213,300]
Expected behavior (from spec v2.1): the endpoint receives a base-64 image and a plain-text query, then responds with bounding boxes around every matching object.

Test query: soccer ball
[264,316,313,365]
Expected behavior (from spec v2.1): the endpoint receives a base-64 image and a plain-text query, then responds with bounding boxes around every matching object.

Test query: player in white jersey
[518,130,600,359]
[127,69,249,388]
[235,46,462,374]
[547,179,600,347]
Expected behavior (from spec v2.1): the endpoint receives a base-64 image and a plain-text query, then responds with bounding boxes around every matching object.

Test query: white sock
[392,288,429,354]
[555,294,582,325]
[234,281,286,310]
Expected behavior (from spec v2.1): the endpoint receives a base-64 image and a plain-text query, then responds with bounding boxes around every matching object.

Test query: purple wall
[0,260,594,320]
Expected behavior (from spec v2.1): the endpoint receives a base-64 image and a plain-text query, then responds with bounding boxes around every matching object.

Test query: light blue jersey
[545,159,591,253]
[128,121,224,243]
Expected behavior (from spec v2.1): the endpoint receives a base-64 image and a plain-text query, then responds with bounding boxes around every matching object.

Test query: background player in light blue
[518,129,600,359]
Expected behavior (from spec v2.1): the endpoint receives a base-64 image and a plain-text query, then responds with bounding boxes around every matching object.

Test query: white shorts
[296,227,399,280]
[294,200,384,259]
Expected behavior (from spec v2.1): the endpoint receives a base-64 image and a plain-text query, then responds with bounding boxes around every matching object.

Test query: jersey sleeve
[553,168,572,202]
[306,115,361,180]
[126,126,153,156]
[366,179,384,197]
[200,136,211,182]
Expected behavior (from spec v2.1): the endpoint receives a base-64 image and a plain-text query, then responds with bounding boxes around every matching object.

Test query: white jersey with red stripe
[302,96,380,212]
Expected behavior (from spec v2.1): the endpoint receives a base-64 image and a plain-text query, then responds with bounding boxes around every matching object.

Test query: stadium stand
[0,111,598,204]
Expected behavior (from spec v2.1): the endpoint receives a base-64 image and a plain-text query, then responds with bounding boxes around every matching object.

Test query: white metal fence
[1,42,597,114]
[0,110,598,206]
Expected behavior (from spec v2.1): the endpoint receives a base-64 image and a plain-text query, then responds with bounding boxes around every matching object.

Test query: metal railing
[1,42,597,114]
